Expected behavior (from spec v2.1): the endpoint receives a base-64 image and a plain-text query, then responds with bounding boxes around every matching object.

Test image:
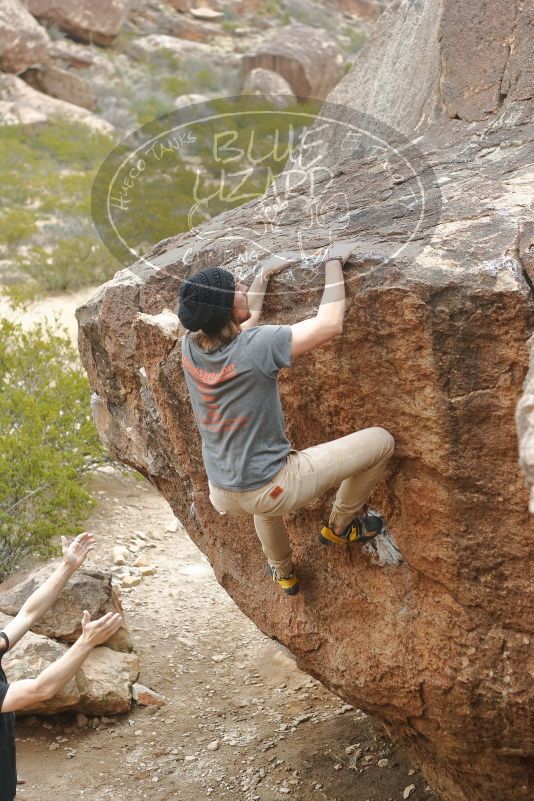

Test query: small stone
[140,565,157,576]
[133,683,165,707]
[408,768,415,775]
[378,758,389,767]
[133,555,149,567]
[211,654,227,663]
[113,546,128,565]
[403,785,416,799]
[206,739,220,751]
[122,576,141,588]
[190,6,224,20]
[49,743,60,751]
[333,763,343,771]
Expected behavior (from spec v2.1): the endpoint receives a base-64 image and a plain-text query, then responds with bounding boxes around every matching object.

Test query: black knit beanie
[177,267,236,334]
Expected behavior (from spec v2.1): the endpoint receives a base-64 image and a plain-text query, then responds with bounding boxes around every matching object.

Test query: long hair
[192,316,242,352]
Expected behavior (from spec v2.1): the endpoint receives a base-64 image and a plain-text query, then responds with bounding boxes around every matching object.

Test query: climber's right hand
[324,240,358,266]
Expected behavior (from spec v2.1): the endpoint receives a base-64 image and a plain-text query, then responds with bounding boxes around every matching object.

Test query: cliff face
[77,2,534,800]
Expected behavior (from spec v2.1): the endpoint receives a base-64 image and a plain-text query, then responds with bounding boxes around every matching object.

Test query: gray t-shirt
[181,324,293,490]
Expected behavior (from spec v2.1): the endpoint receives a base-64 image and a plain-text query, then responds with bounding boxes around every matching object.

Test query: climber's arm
[1,533,95,649]
[0,611,122,713]
[240,272,268,331]
[290,257,346,358]
[241,253,300,332]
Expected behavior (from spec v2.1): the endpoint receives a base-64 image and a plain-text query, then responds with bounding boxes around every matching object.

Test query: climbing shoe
[318,512,383,546]
[267,564,300,596]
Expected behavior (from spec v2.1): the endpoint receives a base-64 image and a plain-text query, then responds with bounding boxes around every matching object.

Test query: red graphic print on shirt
[183,355,250,433]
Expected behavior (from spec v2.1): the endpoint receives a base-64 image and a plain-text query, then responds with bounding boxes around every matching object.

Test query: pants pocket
[247,477,288,517]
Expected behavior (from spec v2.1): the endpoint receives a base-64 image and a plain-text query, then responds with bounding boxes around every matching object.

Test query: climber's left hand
[259,252,300,279]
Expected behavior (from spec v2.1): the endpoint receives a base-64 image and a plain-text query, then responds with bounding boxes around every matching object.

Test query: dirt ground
[14,467,438,801]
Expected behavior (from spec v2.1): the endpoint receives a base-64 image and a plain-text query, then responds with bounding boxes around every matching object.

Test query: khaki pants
[208,426,395,577]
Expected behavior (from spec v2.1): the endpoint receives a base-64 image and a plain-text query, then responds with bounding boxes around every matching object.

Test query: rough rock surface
[165,0,190,10]
[173,92,211,109]
[0,562,131,651]
[23,65,96,110]
[242,22,345,100]
[516,334,534,513]
[77,1,533,800]
[127,32,240,67]
[0,73,113,132]
[25,0,134,46]
[325,0,387,18]
[0,0,50,73]
[0,613,139,715]
[242,67,296,108]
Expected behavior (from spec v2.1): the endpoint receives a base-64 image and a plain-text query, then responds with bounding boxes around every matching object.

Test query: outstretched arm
[0,532,95,650]
[0,610,122,713]
[240,252,299,331]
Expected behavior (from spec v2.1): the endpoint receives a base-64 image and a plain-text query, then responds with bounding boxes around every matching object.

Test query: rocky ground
[15,466,438,801]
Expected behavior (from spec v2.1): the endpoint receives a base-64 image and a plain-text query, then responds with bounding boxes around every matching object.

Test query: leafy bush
[0,116,121,294]
[0,319,108,579]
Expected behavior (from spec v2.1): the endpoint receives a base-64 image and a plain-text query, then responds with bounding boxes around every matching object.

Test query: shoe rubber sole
[319,515,383,546]
[266,565,300,595]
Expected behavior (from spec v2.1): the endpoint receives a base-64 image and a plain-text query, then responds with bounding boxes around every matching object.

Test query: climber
[177,242,395,596]
[0,533,122,801]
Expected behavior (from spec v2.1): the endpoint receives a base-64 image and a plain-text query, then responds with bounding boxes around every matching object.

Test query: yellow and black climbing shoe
[318,513,383,546]
[267,565,300,596]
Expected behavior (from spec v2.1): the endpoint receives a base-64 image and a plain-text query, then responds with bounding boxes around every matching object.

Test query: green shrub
[0,208,38,244]
[0,319,108,579]
[0,116,120,294]
[17,237,121,293]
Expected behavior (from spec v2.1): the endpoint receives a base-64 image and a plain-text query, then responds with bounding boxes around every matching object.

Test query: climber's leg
[252,513,294,578]
[327,427,395,535]
[256,426,395,530]
[208,477,298,591]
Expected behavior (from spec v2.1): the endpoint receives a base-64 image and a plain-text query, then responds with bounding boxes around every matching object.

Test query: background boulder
[0,562,131,652]
[242,22,345,100]
[242,67,296,108]
[0,0,50,73]
[0,73,114,132]
[0,613,139,716]
[25,0,134,46]
[23,64,96,109]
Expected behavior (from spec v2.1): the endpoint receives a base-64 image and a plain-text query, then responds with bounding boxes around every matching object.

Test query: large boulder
[127,33,240,67]
[23,65,96,110]
[242,22,345,100]
[76,1,534,800]
[24,0,133,46]
[0,0,50,73]
[0,562,131,652]
[0,614,139,715]
[0,73,113,133]
[242,67,296,108]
